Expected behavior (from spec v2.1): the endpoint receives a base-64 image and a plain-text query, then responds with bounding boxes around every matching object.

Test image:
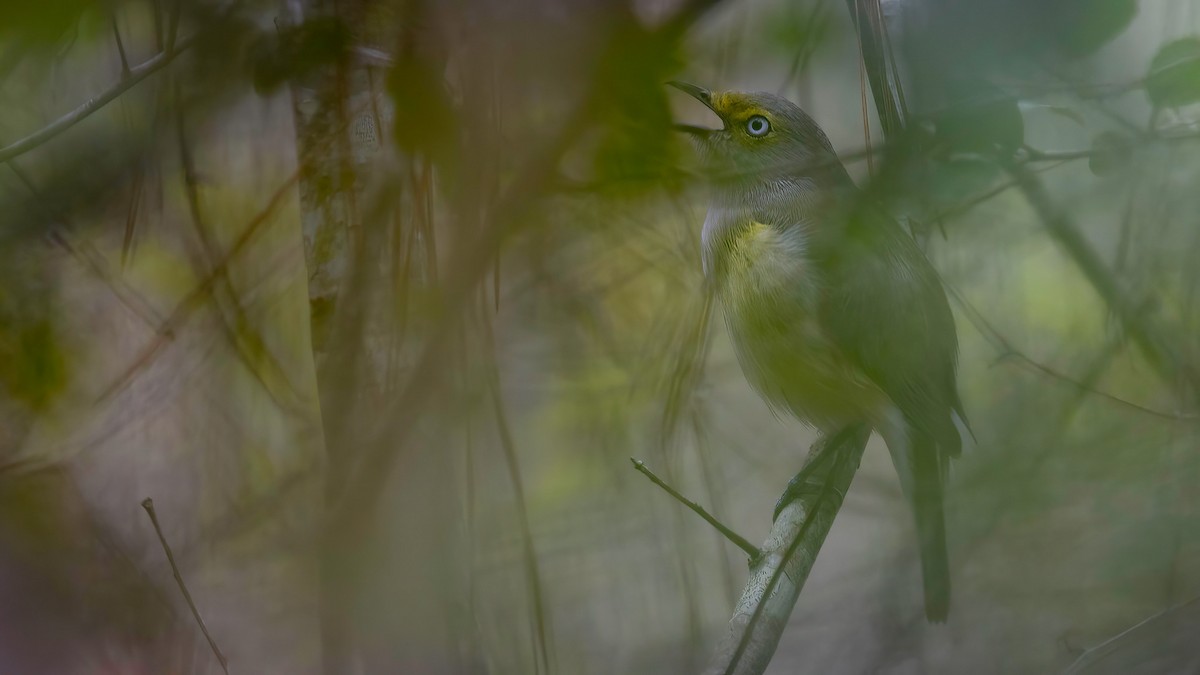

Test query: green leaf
[1145,37,1200,108]
[929,82,1025,154]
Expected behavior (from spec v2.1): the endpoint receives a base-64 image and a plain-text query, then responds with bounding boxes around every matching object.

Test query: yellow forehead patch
[710,92,769,124]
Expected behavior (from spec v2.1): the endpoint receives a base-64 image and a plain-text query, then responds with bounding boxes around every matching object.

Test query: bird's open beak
[667,80,722,136]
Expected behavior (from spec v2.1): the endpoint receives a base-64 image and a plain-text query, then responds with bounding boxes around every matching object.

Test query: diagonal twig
[141,498,230,675]
[702,425,870,675]
[632,458,761,561]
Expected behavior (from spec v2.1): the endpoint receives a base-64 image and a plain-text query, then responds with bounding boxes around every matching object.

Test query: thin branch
[111,14,131,74]
[165,0,182,53]
[948,286,1196,423]
[95,163,301,403]
[631,458,761,561]
[1063,595,1200,674]
[94,101,368,404]
[0,34,196,164]
[141,498,230,675]
[6,162,164,328]
[174,95,307,414]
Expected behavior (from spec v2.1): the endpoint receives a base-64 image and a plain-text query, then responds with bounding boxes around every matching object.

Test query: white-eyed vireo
[671,81,970,622]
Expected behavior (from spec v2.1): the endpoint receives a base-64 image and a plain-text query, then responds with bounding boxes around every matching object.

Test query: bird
[668,81,969,622]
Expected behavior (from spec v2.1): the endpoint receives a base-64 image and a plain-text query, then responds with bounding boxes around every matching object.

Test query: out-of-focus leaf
[1048,0,1136,57]
[589,21,681,192]
[0,319,66,410]
[251,17,350,94]
[1145,37,1200,108]
[387,56,458,165]
[928,81,1024,154]
[0,0,93,48]
[1088,131,1133,177]
[0,255,66,411]
[763,1,832,56]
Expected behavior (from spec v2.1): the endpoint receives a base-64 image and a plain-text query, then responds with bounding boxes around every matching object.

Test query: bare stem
[0,34,195,164]
[631,458,761,561]
[141,498,230,675]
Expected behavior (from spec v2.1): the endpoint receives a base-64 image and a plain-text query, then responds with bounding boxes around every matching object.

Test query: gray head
[668,82,851,190]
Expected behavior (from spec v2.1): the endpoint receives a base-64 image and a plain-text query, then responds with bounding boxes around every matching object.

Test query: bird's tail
[882,413,954,622]
[914,472,951,622]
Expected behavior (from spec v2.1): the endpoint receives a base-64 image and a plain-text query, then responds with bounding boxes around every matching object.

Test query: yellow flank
[717,219,886,428]
[721,220,795,304]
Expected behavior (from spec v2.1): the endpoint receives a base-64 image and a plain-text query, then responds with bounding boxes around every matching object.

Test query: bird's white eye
[746,115,771,137]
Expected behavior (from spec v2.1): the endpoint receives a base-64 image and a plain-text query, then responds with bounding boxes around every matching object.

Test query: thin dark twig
[6,162,164,328]
[111,14,131,74]
[631,458,761,560]
[931,159,1069,223]
[95,163,302,403]
[948,287,1196,423]
[174,95,305,414]
[95,103,368,403]
[166,0,182,53]
[141,498,230,675]
[1063,595,1200,674]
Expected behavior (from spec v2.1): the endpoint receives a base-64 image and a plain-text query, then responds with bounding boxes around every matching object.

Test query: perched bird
[669,81,968,622]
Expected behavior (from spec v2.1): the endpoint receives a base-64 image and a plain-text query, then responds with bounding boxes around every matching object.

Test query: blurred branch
[141,498,230,675]
[1005,160,1200,398]
[483,315,553,675]
[93,97,369,404]
[0,34,196,164]
[174,100,308,415]
[949,286,1198,424]
[701,425,870,675]
[6,162,165,329]
[631,458,761,561]
[95,162,302,403]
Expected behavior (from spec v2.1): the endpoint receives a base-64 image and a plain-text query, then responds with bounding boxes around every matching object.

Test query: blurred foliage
[1145,36,1200,108]
[2,0,1200,674]
[927,81,1025,154]
[252,17,351,94]
[589,20,682,191]
[1089,131,1135,177]
[0,0,97,50]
